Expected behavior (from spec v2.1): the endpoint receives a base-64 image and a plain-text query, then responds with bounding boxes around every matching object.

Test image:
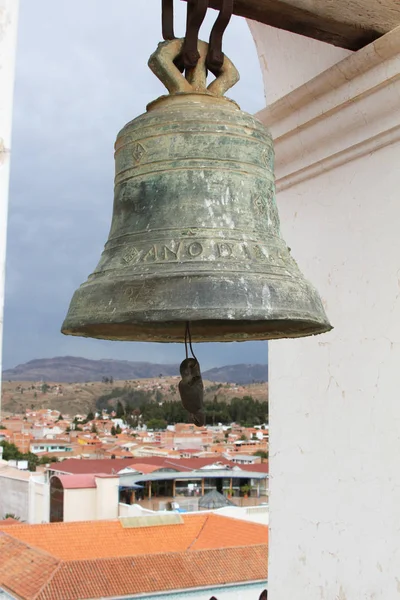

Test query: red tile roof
[0,517,20,526]
[43,547,267,600]
[0,534,59,600]
[162,458,233,471]
[56,474,97,489]
[0,516,268,599]
[240,462,269,473]
[53,456,269,476]
[1,514,267,560]
[52,458,133,475]
[129,463,163,474]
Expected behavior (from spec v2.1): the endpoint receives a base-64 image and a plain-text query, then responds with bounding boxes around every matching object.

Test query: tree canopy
[95,386,268,427]
[0,440,58,471]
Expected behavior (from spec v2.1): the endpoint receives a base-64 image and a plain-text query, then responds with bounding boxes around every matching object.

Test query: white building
[0,462,49,523]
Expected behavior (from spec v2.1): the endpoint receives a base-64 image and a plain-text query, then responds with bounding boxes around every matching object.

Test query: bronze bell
[61,39,332,343]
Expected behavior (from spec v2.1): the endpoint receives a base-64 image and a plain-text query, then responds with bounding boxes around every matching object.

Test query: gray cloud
[3,0,268,371]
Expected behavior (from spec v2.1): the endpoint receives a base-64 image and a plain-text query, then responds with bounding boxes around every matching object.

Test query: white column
[0,0,19,422]
[95,475,119,520]
[250,23,400,599]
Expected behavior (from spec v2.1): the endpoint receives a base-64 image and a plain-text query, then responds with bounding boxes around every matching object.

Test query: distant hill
[2,356,268,384]
[202,364,268,385]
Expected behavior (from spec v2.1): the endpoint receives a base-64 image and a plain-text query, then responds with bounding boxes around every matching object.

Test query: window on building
[175,479,202,497]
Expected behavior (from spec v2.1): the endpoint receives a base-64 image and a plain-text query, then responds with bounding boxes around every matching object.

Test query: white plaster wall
[95,476,119,520]
[63,488,96,522]
[268,142,400,599]
[118,503,269,526]
[248,20,400,598]
[207,505,269,526]
[247,22,351,104]
[0,476,28,521]
[32,479,49,524]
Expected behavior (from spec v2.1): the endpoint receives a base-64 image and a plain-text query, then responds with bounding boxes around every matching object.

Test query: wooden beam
[182,0,400,50]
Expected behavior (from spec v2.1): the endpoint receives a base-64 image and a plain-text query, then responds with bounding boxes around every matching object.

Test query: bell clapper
[178,322,205,428]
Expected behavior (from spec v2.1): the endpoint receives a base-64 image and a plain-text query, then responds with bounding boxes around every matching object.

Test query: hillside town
[0,374,269,599]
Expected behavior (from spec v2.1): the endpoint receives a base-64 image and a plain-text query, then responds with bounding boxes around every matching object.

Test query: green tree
[0,441,22,461]
[115,424,122,434]
[253,450,268,460]
[91,423,98,434]
[111,425,117,436]
[146,418,167,430]
[0,443,41,472]
[41,383,50,394]
[38,455,58,465]
[116,400,125,419]
[26,452,39,471]
[86,411,95,422]
[93,389,267,428]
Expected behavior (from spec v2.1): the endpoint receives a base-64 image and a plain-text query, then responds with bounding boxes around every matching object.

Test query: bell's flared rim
[61,314,332,343]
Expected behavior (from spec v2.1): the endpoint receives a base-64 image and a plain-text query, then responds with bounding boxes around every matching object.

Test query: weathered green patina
[61,39,332,342]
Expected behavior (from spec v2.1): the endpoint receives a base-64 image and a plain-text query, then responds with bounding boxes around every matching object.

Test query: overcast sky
[3,0,268,370]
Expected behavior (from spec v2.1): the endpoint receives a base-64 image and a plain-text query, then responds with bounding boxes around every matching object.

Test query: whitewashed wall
[30,477,50,523]
[95,475,119,520]
[63,487,96,522]
[247,22,351,104]
[250,22,400,600]
[0,475,28,521]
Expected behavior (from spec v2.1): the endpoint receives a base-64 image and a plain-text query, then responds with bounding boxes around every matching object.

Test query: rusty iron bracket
[162,0,176,40]
[206,0,233,75]
[180,0,209,69]
[161,0,233,75]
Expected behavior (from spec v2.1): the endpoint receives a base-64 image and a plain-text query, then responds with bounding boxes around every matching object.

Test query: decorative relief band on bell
[93,236,300,278]
[117,239,282,265]
[114,136,275,181]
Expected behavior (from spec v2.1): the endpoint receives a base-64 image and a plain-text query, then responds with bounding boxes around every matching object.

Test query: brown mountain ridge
[3,356,268,385]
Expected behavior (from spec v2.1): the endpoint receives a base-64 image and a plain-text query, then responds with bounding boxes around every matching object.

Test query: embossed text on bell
[61,36,332,343]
